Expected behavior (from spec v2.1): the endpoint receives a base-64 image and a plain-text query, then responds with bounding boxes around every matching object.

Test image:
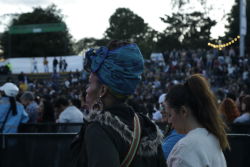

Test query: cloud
[1,0,76,6]
[0,0,52,6]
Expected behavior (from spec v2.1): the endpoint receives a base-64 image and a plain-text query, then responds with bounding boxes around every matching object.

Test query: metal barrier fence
[0,129,250,167]
[17,122,250,134]
[0,133,76,167]
[18,123,84,133]
[227,123,250,134]
[224,134,250,167]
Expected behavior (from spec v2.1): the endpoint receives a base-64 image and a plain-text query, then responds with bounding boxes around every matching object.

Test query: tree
[74,37,98,55]
[104,8,149,42]
[224,0,250,48]
[74,37,114,55]
[160,12,216,49]
[168,0,230,49]
[156,33,181,52]
[103,8,159,58]
[0,4,75,58]
[136,27,159,58]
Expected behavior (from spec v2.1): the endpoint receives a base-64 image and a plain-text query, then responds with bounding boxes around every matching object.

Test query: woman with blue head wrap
[84,40,144,106]
[70,40,167,167]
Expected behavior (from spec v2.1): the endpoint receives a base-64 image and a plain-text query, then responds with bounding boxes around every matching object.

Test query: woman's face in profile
[86,73,101,108]
[163,102,185,134]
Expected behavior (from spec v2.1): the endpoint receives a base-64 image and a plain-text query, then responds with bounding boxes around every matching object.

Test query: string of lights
[208,35,240,50]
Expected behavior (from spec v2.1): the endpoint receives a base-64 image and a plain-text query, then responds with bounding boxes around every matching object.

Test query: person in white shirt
[157,52,164,62]
[163,74,230,167]
[227,64,235,76]
[153,110,162,121]
[32,57,38,73]
[150,52,158,62]
[64,78,70,88]
[54,98,84,132]
[242,69,249,83]
[71,75,79,86]
[153,103,162,121]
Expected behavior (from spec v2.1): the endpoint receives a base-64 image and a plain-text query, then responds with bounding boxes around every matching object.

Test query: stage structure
[8,23,66,58]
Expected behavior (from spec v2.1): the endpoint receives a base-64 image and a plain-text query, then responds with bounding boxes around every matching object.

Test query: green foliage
[76,7,219,59]
[137,27,159,58]
[224,0,250,48]
[74,37,98,54]
[75,8,157,58]
[94,38,111,47]
[160,12,216,49]
[156,33,181,52]
[103,8,159,58]
[74,37,111,55]
[104,8,148,42]
[0,4,75,58]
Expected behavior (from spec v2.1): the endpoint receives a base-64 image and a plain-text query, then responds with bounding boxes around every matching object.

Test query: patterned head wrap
[84,43,144,101]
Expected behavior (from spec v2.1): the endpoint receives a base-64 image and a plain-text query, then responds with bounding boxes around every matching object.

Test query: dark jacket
[18,74,24,82]
[70,104,167,167]
[53,59,58,66]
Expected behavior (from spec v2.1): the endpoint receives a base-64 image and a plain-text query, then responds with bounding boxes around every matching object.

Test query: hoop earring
[91,95,103,112]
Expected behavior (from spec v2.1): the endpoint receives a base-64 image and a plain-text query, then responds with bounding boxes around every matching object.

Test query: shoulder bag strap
[120,113,142,167]
[0,106,12,133]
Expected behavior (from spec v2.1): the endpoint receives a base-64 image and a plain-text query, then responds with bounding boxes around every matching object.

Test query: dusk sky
[0,0,235,41]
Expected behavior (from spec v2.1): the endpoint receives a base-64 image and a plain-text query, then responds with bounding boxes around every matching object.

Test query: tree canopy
[0,4,75,58]
[104,8,149,42]
[75,8,158,58]
[75,2,243,58]
[75,7,218,58]
[160,12,216,49]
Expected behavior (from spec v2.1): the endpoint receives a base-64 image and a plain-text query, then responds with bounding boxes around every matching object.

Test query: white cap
[158,93,167,104]
[0,83,19,97]
[172,80,179,85]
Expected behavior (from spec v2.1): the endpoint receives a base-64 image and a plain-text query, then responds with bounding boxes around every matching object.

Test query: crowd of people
[2,68,89,133]
[0,40,250,167]
[137,47,250,104]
